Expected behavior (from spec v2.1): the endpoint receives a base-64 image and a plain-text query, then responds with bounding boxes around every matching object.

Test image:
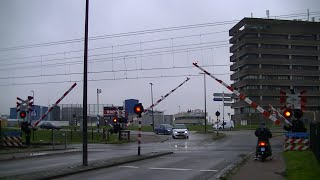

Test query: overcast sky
[0,0,319,120]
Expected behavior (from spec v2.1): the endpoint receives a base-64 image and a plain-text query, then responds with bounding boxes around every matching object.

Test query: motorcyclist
[254,122,272,160]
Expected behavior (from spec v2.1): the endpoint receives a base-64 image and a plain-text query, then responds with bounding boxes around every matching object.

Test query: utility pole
[83,0,89,166]
[199,73,207,133]
[150,83,154,130]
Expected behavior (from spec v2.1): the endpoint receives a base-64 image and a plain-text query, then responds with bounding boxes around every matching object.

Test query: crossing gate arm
[192,62,287,126]
[126,77,190,127]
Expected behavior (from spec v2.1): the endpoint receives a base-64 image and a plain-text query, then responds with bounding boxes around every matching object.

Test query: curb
[215,152,253,180]
[2,151,173,180]
[0,149,81,162]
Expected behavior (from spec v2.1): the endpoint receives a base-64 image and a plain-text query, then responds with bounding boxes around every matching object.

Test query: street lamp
[199,73,207,133]
[149,83,154,130]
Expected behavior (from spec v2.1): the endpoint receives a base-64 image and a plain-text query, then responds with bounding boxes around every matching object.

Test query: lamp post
[199,73,207,133]
[149,83,154,130]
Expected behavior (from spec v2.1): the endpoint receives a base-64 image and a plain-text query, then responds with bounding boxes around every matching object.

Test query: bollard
[63,133,67,150]
[102,128,106,140]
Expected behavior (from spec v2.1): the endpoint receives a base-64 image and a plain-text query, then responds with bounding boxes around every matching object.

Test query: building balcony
[230,69,320,80]
[230,58,320,71]
[232,79,320,87]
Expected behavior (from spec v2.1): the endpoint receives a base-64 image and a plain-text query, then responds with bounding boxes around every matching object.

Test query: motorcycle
[256,141,272,162]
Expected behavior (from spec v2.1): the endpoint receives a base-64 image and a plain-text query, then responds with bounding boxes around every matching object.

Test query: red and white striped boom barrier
[33,83,77,127]
[126,77,190,127]
[269,104,292,126]
[192,62,283,125]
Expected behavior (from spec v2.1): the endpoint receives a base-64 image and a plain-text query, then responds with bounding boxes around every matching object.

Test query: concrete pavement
[217,135,286,180]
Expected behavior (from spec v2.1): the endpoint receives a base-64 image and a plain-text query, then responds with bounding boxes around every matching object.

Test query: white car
[213,121,234,130]
[172,124,189,139]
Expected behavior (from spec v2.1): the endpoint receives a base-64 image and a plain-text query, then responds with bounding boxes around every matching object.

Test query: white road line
[118,166,139,169]
[199,169,219,172]
[149,167,192,171]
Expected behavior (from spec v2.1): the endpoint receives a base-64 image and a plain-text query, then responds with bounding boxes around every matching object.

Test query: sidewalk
[230,151,286,180]
[226,135,287,180]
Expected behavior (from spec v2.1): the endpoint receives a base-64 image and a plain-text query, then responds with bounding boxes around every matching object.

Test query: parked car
[154,124,173,135]
[213,121,234,130]
[40,122,61,130]
[172,124,189,139]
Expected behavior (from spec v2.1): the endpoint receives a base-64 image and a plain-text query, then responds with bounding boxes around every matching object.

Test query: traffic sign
[213,97,232,101]
[213,93,233,97]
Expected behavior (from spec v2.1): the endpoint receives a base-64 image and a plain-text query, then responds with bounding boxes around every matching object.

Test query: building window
[261,85,290,90]
[261,75,290,80]
[261,54,289,59]
[243,85,259,90]
[291,45,317,50]
[260,33,288,39]
[291,34,317,40]
[263,96,279,101]
[261,44,288,49]
[242,75,259,80]
[292,65,319,70]
[294,86,320,91]
[239,53,258,60]
[261,64,290,69]
[291,55,318,60]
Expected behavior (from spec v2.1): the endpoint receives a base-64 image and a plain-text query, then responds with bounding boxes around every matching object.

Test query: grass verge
[283,150,320,180]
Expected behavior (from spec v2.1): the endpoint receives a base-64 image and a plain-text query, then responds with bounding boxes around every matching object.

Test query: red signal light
[259,142,267,146]
[283,109,292,119]
[19,111,27,119]
[134,103,144,115]
[113,117,118,123]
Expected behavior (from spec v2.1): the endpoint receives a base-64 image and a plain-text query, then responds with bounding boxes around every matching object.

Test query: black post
[82,0,89,166]
[70,128,73,141]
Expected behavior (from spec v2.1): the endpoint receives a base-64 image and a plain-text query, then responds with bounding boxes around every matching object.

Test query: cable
[0,30,228,62]
[0,72,232,86]
[0,64,231,80]
[0,43,230,70]
[0,39,228,67]
[0,20,236,52]
[1,10,319,52]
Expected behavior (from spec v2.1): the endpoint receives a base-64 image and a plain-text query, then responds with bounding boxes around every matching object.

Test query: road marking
[119,166,139,169]
[199,169,219,172]
[149,167,192,171]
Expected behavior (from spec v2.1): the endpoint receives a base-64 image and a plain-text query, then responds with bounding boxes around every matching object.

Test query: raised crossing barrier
[284,132,310,151]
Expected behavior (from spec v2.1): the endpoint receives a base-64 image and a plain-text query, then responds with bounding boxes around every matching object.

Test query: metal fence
[310,122,320,162]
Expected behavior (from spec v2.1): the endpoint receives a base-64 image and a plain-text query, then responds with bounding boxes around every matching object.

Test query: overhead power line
[0,72,232,86]
[0,64,231,80]
[1,10,319,52]
[0,42,230,71]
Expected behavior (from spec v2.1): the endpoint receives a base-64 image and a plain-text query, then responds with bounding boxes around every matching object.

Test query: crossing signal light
[19,111,27,119]
[283,109,292,119]
[134,103,144,117]
[113,117,118,123]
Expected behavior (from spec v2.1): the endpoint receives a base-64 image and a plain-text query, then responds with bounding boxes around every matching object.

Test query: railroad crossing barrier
[284,132,310,151]
[2,131,22,147]
[121,130,130,141]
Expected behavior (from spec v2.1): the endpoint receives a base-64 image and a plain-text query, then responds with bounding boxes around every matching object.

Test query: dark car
[154,124,173,135]
[40,122,61,130]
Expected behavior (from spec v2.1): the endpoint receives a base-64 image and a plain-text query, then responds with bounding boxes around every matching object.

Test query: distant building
[9,105,49,121]
[173,109,206,125]
[128,110,173,127]
[229,18,320,125]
